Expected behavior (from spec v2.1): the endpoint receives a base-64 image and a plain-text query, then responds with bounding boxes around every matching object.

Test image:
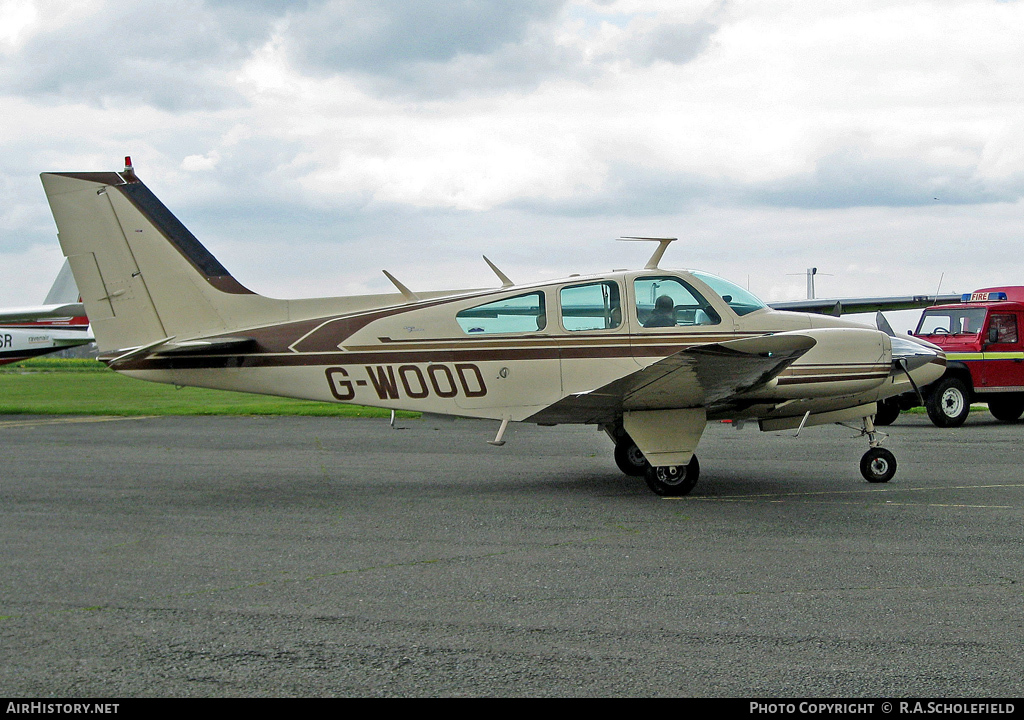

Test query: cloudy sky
[2,0,1022,331]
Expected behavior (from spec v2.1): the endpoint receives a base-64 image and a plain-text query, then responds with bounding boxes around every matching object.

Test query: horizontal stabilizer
[102,335,256,364]
[154,336,256,355]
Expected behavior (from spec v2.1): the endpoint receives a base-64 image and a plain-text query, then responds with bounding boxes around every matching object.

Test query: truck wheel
[988,396,1024,423]
[925,377,971,428]
[874,399,901,426]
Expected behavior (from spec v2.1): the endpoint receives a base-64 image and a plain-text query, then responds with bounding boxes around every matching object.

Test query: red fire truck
[877,287,1024,427]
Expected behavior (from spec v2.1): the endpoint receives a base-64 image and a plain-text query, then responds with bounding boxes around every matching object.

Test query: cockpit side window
[560,281,622,331]
[634,276,720,328]
[456,292,547,334]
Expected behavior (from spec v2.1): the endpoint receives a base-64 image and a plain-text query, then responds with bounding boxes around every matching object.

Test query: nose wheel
[857,415,896,483]
[860,447,897,483]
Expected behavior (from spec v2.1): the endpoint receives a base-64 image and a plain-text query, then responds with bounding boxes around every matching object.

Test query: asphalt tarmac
[1,411,1022,698]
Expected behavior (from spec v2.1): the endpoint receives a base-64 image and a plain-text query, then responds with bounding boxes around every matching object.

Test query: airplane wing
[0,303,87,323]
[526,333,816,425]
[769,294,961,316]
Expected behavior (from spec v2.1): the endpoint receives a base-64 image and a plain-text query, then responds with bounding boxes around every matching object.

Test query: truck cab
[898,287,1024,426]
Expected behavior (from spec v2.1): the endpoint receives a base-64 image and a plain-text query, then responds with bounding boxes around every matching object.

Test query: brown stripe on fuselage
[776,370,889,385]
[780,364,890,375]
[113,329,763,370]
[286,290,509,353]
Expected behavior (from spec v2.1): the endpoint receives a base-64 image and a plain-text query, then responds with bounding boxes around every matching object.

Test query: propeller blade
[876,311,896,337]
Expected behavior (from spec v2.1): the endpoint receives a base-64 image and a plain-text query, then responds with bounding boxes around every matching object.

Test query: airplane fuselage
[109,268,942,431]
[0,324,93,365]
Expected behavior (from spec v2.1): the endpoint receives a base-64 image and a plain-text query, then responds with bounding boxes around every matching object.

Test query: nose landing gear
[857,416,897,483]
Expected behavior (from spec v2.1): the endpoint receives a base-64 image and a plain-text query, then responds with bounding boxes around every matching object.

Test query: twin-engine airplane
[39,160,946,496]
[0,259,93,365]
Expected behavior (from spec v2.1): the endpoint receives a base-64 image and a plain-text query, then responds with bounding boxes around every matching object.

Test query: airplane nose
[890,335,944,372]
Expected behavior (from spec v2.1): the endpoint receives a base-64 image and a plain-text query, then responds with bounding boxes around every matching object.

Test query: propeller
[875,311,896,337]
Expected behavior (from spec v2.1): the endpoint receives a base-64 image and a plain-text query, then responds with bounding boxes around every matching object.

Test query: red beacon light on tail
[121,156,138,183]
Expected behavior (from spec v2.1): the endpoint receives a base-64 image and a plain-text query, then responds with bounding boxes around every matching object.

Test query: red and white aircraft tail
[0,259,93,365]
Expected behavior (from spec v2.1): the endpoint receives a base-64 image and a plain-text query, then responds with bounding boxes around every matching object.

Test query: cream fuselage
[118,269,945,429]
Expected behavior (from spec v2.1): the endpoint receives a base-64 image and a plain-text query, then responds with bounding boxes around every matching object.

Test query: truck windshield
[916,308,988,336]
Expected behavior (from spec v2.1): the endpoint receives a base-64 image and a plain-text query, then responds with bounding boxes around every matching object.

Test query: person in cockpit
[644,295,676,328]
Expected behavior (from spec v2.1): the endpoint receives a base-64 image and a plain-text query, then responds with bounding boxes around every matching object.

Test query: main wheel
[925,377,971,428]
[988,396,1024,423]
[874,399,901,426]
[614,438,649,476]
[644,456,700,496]
[860,447,897,483]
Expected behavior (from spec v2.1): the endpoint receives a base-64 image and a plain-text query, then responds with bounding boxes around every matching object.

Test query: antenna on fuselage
[483,255,514,288]
[382,270,420,302]
[618,237,677,270]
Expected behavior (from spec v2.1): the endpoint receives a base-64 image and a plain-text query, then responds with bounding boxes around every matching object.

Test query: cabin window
[456,292,547,334]
[634,276,720,328]
[560,281,622,331]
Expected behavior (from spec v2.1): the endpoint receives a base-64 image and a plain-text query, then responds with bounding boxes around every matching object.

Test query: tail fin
[0,258,88,327]
[28,259,89,328]
[40,167,287,353]
[43,258,81,305]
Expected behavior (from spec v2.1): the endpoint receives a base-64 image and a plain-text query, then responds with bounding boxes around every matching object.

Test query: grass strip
[0,358,415,418]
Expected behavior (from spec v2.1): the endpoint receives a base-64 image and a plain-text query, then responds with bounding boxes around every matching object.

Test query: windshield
[916,308,987,336]
[690,271,767,316]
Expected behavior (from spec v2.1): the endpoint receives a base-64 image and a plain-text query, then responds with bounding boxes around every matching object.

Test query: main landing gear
[613,437,648,477]
[644,456,700,497]
[610,431,701,497]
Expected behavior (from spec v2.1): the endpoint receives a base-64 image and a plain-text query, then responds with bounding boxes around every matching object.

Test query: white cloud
[181,151,221,173]
[0,0,37,49]
[1,0,1023,315]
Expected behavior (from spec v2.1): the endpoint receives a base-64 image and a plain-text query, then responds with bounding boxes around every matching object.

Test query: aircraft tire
[644,456,699,496]
[873,399,901,426]
[925,377,971,428]
[614,439,649,476]
[860,447,897,483]
[988,396,1024,423]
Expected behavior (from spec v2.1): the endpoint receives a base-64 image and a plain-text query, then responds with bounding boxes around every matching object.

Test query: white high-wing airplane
[39,161,946,496]
[0,259,93,365]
